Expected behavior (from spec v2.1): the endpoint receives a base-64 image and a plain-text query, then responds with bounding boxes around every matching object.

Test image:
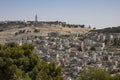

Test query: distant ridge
[92,26,120,33]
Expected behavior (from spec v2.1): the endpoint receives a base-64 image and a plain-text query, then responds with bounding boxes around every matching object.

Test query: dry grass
[0,25,91,43]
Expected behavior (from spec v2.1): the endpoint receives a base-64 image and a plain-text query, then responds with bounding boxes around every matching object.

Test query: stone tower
[35,14,37,23]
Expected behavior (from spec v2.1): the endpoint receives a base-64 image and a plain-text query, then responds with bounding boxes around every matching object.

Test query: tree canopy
[77,68,120,80]
[0,42,62,80]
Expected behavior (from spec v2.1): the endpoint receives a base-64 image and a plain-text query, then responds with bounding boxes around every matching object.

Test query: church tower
[35,14,37,23]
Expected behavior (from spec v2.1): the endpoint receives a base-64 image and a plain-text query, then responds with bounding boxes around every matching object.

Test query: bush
[77,68,111,80]
[0,42,62,80]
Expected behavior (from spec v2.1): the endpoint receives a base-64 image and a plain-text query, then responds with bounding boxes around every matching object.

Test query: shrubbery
[77,68,120,80]
[0,42,62,80]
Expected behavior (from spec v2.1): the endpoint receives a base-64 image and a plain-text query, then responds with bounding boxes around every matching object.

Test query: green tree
[77,68,111,80]
[0,42,62,80]
[112,74,120,80]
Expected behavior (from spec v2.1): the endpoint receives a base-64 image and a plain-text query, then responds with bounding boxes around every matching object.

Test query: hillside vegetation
[92,26,120,33]
[77,68,120,80]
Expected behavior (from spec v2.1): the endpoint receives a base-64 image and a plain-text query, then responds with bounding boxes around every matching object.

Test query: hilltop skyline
[0,0,120,28]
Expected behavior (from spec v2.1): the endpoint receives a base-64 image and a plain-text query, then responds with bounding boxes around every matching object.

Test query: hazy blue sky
[0,0,120,28]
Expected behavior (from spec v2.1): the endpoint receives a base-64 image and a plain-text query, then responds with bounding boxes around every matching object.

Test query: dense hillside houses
[0,21,120,80]
[0,26,120,80]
